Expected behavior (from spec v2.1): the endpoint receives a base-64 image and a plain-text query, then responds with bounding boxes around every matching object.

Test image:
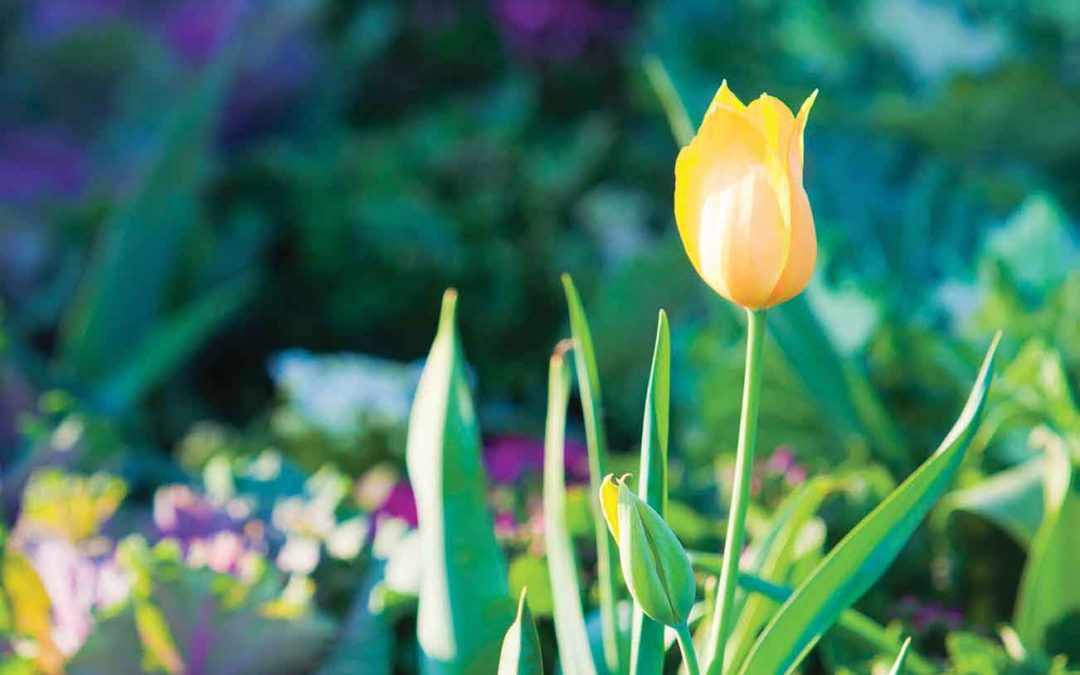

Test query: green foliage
[404,291,513,673]
[737,335,999,674]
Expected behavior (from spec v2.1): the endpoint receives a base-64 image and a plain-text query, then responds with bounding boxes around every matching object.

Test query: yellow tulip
[674,82,818,309]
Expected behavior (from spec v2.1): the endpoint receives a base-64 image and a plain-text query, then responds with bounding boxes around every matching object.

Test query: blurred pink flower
[21,536,130,655]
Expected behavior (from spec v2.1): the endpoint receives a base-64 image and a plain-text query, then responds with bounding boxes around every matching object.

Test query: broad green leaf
[58,55,233,382]
[888,638,912,675]
[543,347,600,675]
[941,457,1044,548]
[562,273,622,674]
[630,311,671,675]
[738,335,999,675]
[1014,427,1080,654]
[497,590,544,675]
[405,290,513,673]
[316,561,393,675]
[725,478,835,672]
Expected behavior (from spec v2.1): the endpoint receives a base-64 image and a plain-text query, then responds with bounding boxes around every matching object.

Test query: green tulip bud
[599,474,695,627]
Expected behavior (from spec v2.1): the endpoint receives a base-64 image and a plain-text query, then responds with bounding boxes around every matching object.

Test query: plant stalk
[676,623,702,675]
[704,308,767,674]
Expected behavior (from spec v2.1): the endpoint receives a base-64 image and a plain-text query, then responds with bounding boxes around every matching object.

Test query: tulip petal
[766,184,817,306]
[698,167,789,308]
[599,474,622,543]
[711,80,746,113]
[787,90,818,184]
[674,102,769,281]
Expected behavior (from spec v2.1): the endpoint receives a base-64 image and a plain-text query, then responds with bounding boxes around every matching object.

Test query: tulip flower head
[674,82,818,309]
[599,474,695,627]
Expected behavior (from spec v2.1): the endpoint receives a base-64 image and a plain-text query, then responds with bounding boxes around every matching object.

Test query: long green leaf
[406,290,513,673]
[59,56,233,382]
[692,563,936,675]
[497,590,544,675]
[630,311,671,675]
[738,334,1000,675]
[888,637,912,675]
[1013,427,1080,652]
[562,273,622,674]
[543,344,600,675]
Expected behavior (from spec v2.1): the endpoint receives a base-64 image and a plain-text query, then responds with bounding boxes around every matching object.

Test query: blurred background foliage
[0,0,1078,671]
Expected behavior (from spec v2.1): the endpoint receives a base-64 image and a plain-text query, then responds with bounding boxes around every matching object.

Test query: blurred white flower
[269,350,422,440]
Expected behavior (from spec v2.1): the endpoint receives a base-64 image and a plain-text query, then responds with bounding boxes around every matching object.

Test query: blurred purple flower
[21,536,130,655]
[0,129,89,205]
[153,484,246,541]
[374,481,419,528]
[893,594,964,632]
[484,434,589,484]
[153,0,249,67]
[491,0,630,64]
[152,485,267,576]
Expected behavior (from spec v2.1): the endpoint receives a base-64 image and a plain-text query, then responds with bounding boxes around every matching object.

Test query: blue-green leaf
[738,335,1000,675]
[406,290,513,673]
[59,56,233,383]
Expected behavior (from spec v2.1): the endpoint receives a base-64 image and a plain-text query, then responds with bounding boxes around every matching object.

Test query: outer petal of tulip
[674,105,773,292]
[599,473,621,542]
[696,166,789,309]
[766,183,816,306]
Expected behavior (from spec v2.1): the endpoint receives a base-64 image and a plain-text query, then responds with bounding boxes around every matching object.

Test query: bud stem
[676,622,702,675]
[704,308,767,674]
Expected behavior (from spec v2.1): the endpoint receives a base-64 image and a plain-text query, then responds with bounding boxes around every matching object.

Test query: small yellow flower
[674,82,818,309]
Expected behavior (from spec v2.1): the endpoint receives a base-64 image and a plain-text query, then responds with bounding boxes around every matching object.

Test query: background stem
[704,308,767,674]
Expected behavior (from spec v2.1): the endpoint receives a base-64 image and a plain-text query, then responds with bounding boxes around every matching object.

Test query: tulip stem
[704,308,767,675]
[676,622,702,675]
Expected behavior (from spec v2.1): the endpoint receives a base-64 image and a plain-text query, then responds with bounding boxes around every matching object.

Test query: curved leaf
[406,290,513,673]
[738,335,999,675]
[1014,427,1080,653]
